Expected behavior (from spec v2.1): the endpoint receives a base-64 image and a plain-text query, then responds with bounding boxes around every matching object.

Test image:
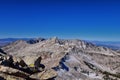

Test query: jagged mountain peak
[2,37,119,56]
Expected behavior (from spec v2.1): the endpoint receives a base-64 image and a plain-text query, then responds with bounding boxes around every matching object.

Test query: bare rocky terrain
[0,37,120,80]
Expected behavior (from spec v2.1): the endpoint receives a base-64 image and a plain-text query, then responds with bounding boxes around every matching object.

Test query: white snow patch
[66,55,80,63]
[82,72,102,79]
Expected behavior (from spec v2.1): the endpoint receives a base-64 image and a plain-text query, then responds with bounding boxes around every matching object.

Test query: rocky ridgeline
[0,37,120,80]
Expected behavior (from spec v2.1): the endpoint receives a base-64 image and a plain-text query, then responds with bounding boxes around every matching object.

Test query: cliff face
[0,37,120,80]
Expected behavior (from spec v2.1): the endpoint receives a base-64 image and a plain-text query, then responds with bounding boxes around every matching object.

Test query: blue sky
[0,0,120,41]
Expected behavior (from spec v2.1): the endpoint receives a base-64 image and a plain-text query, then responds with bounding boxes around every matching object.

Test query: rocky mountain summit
[0,37,120,80]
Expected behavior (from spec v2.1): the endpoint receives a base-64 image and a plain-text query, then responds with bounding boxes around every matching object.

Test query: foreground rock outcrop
[0,37,120,80]
[0,50,57,80]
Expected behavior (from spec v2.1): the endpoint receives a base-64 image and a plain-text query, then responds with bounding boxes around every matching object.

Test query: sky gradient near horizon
[0,0,120,41]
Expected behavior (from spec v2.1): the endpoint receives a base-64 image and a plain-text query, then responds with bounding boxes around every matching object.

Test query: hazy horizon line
[0,37,120,42]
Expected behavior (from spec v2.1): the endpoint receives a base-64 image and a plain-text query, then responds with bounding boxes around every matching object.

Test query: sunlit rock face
[0,37,120,80]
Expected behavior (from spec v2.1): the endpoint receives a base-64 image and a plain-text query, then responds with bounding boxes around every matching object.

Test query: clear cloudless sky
[0,0,120,41]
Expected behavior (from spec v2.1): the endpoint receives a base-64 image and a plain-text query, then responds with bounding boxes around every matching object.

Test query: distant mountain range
[90,41,120,50]
[0,38,45,47]
[0,38,31,47]
[0,38,120,50]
